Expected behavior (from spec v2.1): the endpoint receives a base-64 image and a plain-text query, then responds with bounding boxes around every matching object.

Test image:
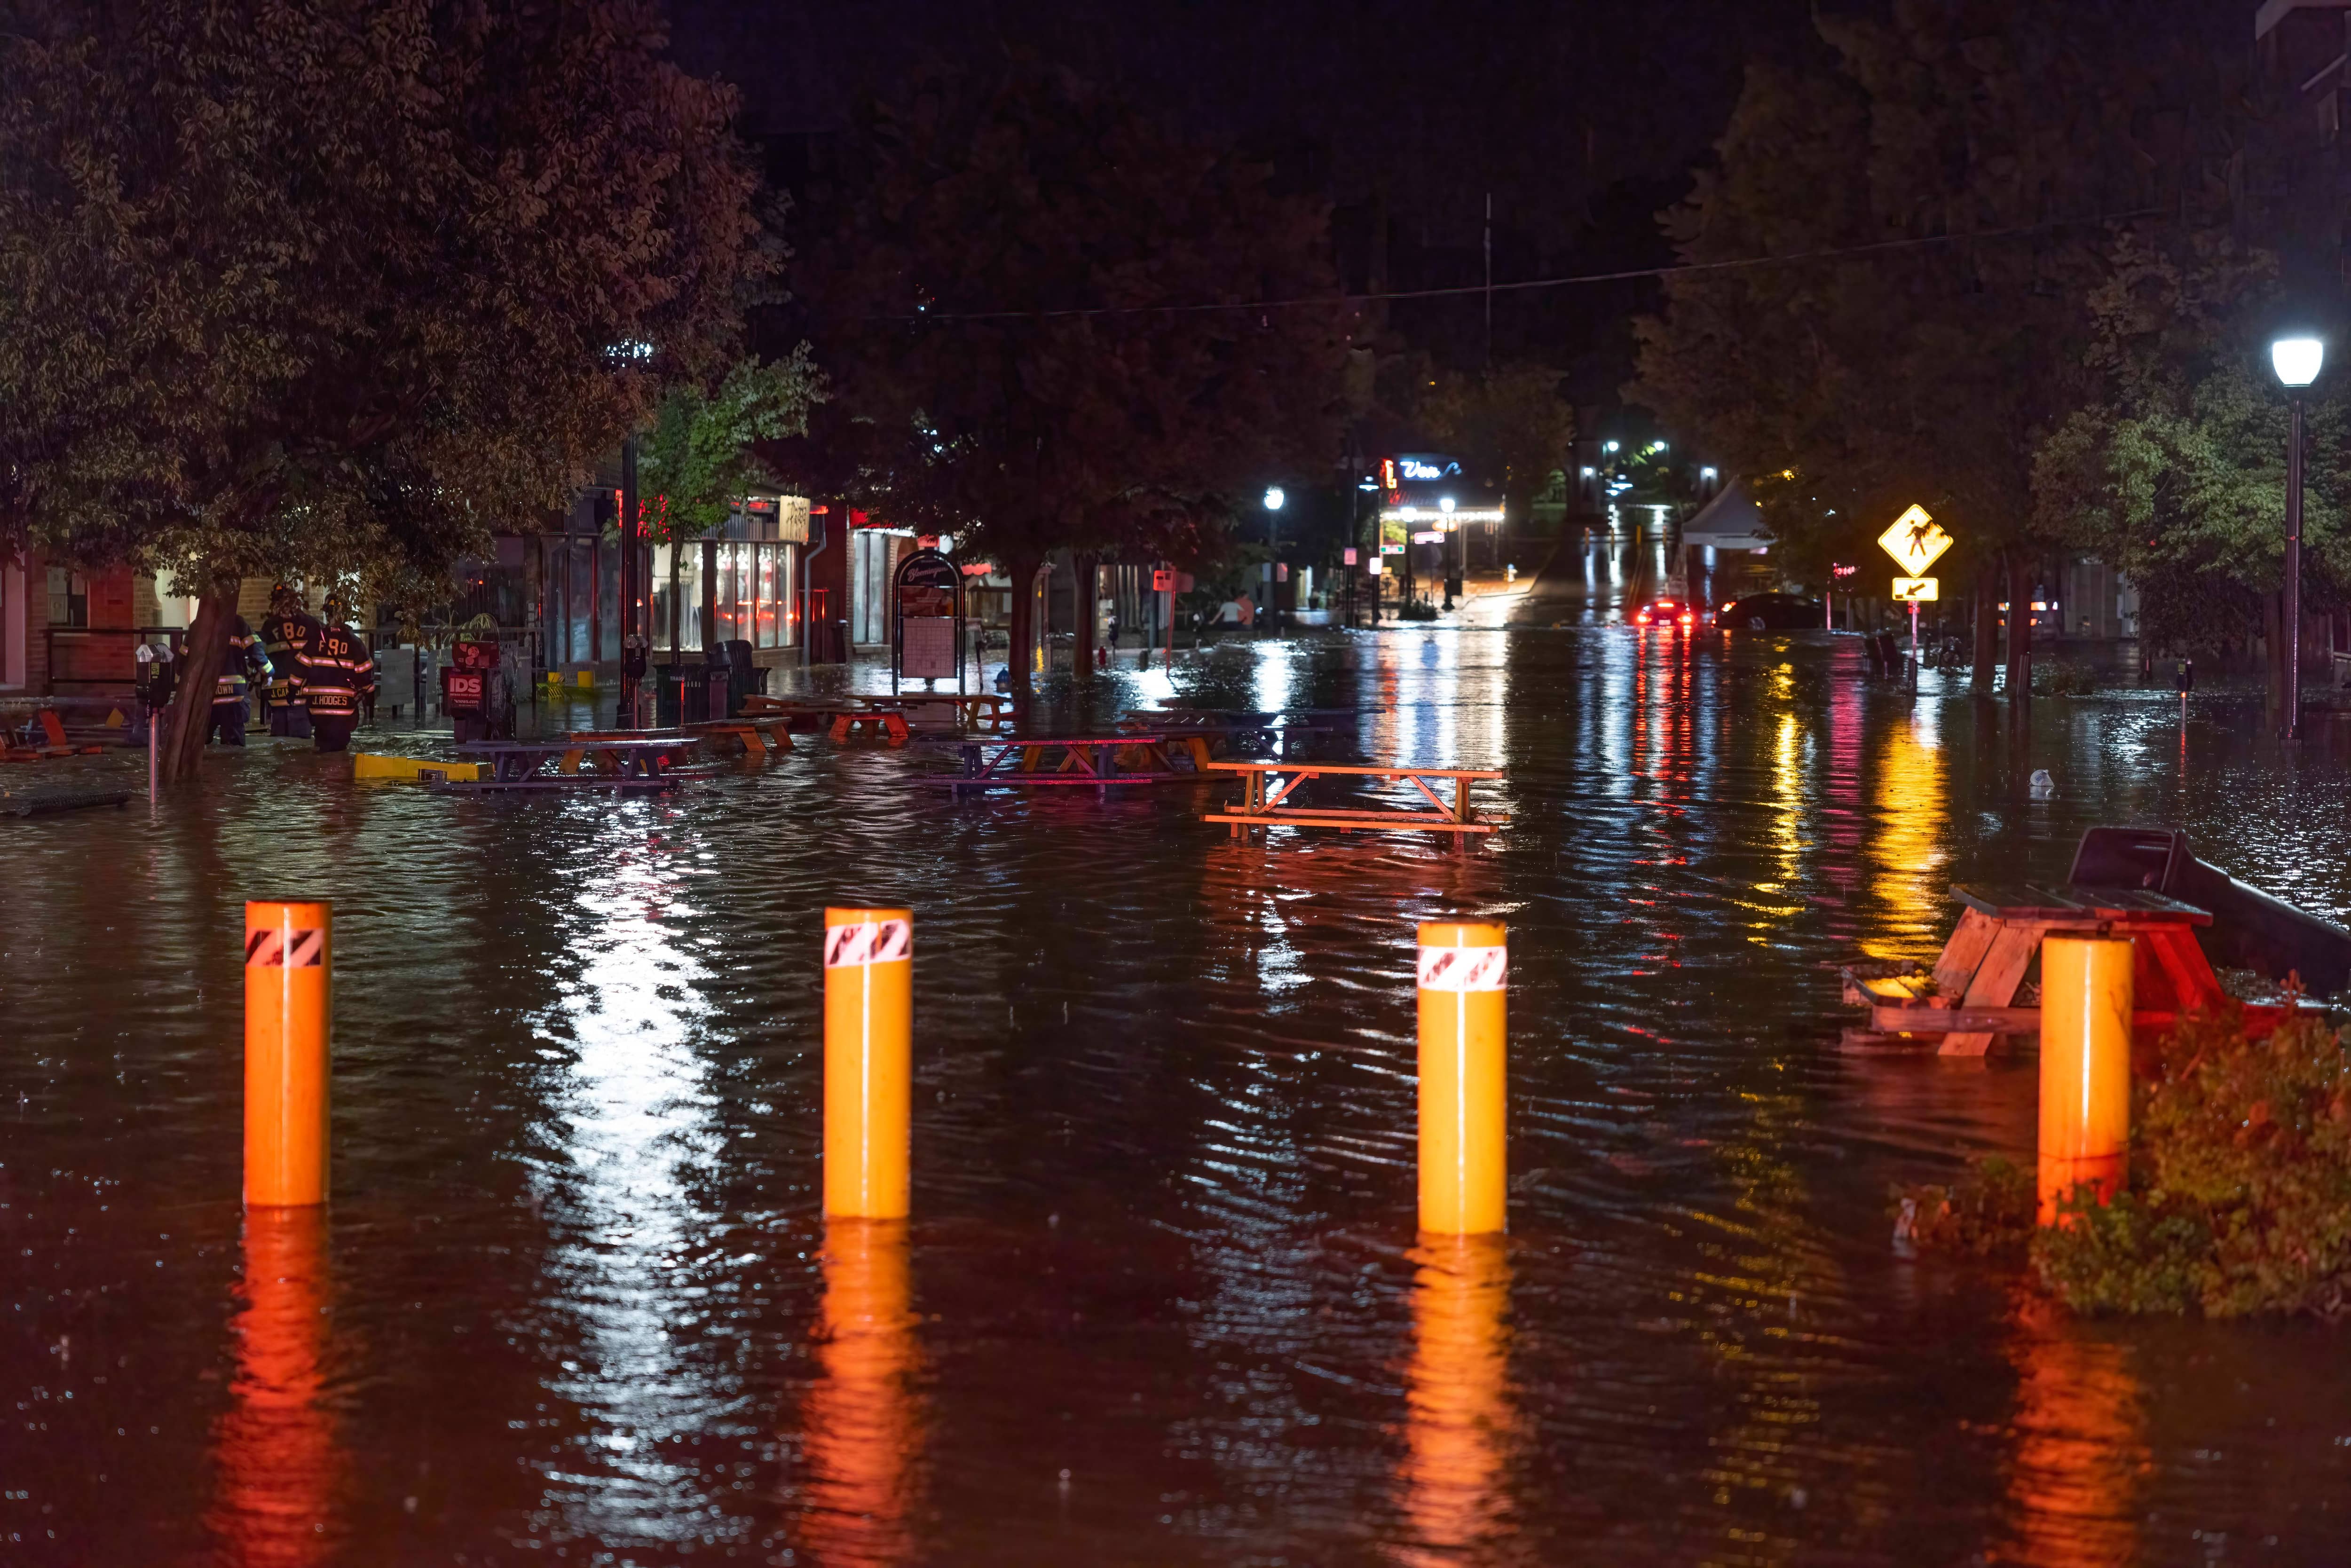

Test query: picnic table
[865,693,1014,733]
[738,694,911,745]
[682,716,795,756]
[3,709,106,762]
[1154,704,1353,758]
[1203,761,1507,839]
[1841,882,2323,1056]
[917,733,1205,795]
[438,735,702,792]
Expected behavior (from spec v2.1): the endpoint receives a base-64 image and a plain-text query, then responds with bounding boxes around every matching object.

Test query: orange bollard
[2037,935,2132,1226]
[1399,1233,1515,1561]
[824,906,913,1219]
[1417,920,1508,1235]
[245,900,331,1208]
[800,1218,923,1563]
[206,1205,343,1563]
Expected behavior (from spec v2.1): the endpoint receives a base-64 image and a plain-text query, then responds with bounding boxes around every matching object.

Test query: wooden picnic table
[1842,882,2319,1056]
[1204,760,1507,839]
[917,733,1205,796]
[738,693,910,745]
[681,716,794,756]
[864,693,1014,733]
[441,735,701,792]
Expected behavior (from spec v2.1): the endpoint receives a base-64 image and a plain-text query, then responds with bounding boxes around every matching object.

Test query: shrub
[1901,1009,2351,1317]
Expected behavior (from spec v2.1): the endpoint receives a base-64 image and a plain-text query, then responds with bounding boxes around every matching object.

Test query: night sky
[667,0,1827,413]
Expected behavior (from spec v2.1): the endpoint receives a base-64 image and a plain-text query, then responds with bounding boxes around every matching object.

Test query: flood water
[11,548,2351,1565]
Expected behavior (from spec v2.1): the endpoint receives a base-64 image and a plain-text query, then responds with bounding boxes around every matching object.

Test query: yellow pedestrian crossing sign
[1878,504,1953,575]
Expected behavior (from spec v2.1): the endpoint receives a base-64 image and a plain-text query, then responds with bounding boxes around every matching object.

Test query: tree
[783,60,1349,697]
[1630,2,2247,686]
[1416,364,1575,523]
[0,0,765,780]
[637,352,824,651]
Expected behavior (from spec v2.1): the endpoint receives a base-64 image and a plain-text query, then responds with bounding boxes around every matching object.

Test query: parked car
[1717,591,1823,630]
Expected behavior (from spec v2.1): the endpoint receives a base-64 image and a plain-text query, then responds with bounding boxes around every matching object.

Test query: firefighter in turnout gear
[208,615,268,746]
[302,593,376,753]
[260,585,322,739]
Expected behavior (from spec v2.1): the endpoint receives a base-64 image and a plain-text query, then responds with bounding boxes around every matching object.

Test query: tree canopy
[781,60,1350,693]
[0,0,765,774]
[1630,1,2250,608]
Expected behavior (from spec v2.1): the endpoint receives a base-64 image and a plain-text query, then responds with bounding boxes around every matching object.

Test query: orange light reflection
[798,1218,923,1567]
[2002,1297,2146,1567]
[207,1206,344,1566]
[1396,1233,1515,1561]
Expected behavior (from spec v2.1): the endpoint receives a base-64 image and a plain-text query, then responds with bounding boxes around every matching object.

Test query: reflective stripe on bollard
[2037,935,2131,1226]
[245,900,331,1207]
[824,907,914,1219]
[1417,920,1507,1235]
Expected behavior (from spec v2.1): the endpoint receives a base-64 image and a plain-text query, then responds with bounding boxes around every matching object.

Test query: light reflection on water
[8,613,2351,1564]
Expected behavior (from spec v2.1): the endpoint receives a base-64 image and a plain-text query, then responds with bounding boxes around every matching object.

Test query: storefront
[651,493,810,659]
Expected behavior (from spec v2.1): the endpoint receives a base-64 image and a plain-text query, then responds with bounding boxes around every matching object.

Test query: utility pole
[619,434,639,726]
[1483,190,1493,370]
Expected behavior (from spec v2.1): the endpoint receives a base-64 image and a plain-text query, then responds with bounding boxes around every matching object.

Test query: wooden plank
[1932,908,2001,997]
[1950,882,2209,924]
[1940,922,2043,1056]
[1204,760,1505,779]
[1204,812,1498,835]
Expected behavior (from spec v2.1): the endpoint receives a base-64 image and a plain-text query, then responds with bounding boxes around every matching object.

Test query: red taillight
[1678,612,1693,624]
[1635,611,1650,624]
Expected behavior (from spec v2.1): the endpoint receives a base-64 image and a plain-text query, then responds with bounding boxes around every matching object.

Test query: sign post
[891,548,964,695]
[1878,506,1954,692]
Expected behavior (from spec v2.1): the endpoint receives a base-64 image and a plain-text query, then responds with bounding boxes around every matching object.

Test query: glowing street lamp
[2272,336,2323,739]
[1262,486,1285,512]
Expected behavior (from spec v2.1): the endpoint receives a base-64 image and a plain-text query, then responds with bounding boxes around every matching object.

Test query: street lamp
[1262,486,1285,512]
[2272,335,2323,740]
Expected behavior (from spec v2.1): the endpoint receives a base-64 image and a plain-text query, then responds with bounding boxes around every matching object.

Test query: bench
[1203,761,1507,840]
[1841,882,2322,1056]
[439,736,703,792]
[2,709,106,762]
[917,734,1203,795]
[683,717,795,756]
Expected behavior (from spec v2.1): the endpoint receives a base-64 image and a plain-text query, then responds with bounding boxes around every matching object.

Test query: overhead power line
[879,207,2170,323]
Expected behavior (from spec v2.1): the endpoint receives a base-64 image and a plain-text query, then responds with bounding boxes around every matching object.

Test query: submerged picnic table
[918,733,1207,795]
[1204,760,1507,839]
[1840,882,2323,1056]
[739,694,910,745]
[439,735,702,792]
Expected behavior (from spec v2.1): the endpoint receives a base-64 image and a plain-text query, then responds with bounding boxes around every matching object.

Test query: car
[1717,591,1824,630]
[1632,596,1700,630]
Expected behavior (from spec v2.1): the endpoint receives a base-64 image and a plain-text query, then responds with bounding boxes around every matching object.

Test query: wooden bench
[683,717,795,756]
[1842,882,2321,1056]
[1203,761,1507,840]
[918,734,1203,795]
[2,709,106,762]
[864,693,1013,733]
[442,736,703,791]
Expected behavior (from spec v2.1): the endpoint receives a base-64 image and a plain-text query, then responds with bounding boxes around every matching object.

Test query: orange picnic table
[1203,761,1507,840]
[1842,882,2322,1056]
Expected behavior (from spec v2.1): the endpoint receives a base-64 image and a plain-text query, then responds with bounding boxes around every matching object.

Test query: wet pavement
[9,530,2351,1565]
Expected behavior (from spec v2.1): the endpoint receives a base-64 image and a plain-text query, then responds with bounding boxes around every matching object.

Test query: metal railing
[44,626,185,691]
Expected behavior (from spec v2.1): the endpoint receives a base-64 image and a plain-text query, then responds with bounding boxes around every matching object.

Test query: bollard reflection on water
[2001,1298,2146,1568]
[797,1218,924,1567]
[207,1206,343,1566]
[1396,1232,1516,1562]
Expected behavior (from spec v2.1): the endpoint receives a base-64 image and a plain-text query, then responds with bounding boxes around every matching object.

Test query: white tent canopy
[1679,480,1770,552]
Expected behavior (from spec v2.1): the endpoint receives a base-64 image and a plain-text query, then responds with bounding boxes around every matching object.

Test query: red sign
[1152,569,1175,592]
[1380,457,1399,490]
[1343,548,1358,566]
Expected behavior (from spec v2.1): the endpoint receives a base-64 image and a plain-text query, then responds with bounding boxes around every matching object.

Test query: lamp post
[2272,336,2323,740]
[1262,486,1284,634]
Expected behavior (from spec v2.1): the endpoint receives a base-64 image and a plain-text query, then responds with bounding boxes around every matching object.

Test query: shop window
[47,567,88,628]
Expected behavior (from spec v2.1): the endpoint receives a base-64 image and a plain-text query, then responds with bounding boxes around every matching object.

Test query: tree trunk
[2004,552,2032,701]
[1971,559,1999,690]
[1073,552,1098,678]
[1006,551,1040,708]
[160,583,238,784]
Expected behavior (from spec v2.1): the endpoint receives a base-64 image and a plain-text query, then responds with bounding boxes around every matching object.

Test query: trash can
[722,640,766,716]
[654,663,719,726]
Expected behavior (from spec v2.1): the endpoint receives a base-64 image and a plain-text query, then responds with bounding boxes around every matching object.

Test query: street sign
[1152,569,1174,592]
[1878,504,1952,575]
[1891,576,1939,602]
[1343,547,1358,566]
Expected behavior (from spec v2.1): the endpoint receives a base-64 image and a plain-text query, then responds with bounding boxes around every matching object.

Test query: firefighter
[207,615,267,746]
[302,593,376,753]
[260,584,320,739]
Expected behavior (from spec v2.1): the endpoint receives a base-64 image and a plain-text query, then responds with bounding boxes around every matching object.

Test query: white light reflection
[525,827,731,1550]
